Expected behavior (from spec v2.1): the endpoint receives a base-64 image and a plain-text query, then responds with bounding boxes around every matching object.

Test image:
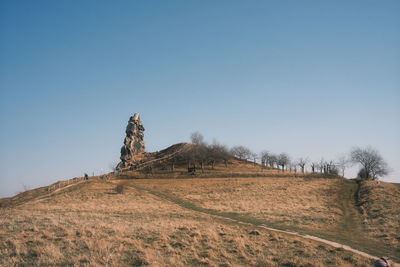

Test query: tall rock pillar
[116,113,145,170]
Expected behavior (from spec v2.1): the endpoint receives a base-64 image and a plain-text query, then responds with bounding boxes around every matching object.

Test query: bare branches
[230,146,253,161]
[277,153,290,172]
[186,132,389,181]
[350,147,389,180]
[190,132,205,146]
[208,140,230,168]
[335,156,349,177]
[296,157,309,173]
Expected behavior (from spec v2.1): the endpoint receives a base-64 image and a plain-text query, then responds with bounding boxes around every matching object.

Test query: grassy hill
[1,157,399,266]
[357,180,400,252]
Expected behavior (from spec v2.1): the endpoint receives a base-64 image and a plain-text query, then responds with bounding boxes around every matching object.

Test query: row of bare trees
[260,149,388,179]
[181,132,231,171]
[186,132,389,180]
[234,145,388,180]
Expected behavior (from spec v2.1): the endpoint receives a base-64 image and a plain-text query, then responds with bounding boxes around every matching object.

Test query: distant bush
[328,166,339,176]
[115,184,125,194]
[357,168,368,179]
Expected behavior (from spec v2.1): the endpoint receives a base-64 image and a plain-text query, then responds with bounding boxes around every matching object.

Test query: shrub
[357,168,368,179]
[328,166,339,176]
[115,184,125,194]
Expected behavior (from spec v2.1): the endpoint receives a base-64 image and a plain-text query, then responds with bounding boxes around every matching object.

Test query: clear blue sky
[1,0,399,197]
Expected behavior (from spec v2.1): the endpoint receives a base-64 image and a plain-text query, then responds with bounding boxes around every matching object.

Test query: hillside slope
[357,181,400,254]
[121,176,400,262]
[0,178,375,267]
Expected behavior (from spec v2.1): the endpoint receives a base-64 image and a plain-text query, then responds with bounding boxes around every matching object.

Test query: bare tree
[297,157,309,173]
[261,151,280,169]
[251,152,258,166]
[319,159,336,175]
[190,131,205,146]
[260,150,269,167]
[350,147,389,180]
[318,158,325,173]
[336,155,348,177]
[208,140,230,169]
[310,162,317,173]
[198,145,208,172]
[326,160,338,175]
[277,153,290,172]
[267,154,278,168]
[186,132,208,172]
[230,145,252,161]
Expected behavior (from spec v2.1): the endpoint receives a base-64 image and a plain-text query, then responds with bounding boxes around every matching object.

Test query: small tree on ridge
[350,146,389,180]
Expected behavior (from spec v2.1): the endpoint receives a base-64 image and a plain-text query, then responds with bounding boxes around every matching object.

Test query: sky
[0,0,399,197]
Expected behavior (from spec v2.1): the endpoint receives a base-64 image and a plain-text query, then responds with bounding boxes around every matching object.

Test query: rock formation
[116,113,145,170]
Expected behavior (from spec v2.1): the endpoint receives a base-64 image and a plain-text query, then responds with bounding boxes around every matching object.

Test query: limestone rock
[116,113,145,170]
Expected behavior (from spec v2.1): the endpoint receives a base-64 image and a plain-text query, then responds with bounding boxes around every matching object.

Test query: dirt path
[332,181,368,245]
[328,180,399,262]
[121,181,399,266]
[0,180,88,209]
[337,182,360,232]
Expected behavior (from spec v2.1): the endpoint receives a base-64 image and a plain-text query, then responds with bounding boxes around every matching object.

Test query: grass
[126,177,348,233]
[124,175,400,262]
[1,157,399,266]
[0,179,374,266]
[357,180,400,254]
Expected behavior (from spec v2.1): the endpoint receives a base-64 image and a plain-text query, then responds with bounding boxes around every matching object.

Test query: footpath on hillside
[118,180,399,265]
[2,176,398,264]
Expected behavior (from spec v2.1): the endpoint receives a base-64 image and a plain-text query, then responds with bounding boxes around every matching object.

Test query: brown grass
[129,177,344,233]
[115,183,126,194]
[117,158,313,179]
[0,180,372,266]
[124,176,400,262]
[358,181,400,253]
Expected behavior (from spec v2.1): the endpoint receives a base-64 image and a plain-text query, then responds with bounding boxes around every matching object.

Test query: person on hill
[374,257,391,267]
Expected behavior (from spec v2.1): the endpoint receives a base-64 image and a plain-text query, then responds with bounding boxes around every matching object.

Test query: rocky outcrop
[116,113,145,170]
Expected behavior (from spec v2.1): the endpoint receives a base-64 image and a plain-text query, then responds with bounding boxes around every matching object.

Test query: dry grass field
[126,175,400,262]
[0,179,375,266]
[130,177,344,233]
[358,181,400,251]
